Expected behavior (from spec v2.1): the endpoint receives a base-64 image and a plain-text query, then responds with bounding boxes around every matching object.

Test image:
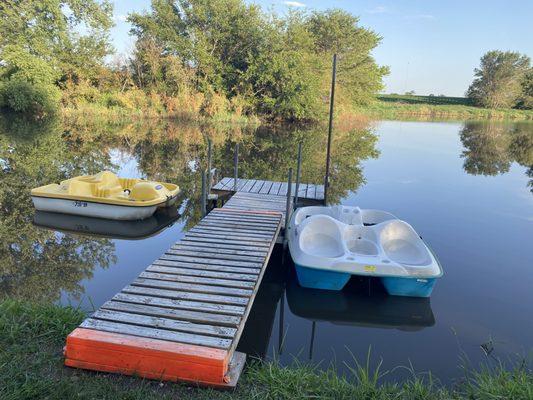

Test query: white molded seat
[299,215,344,258]
[380,220,431,266]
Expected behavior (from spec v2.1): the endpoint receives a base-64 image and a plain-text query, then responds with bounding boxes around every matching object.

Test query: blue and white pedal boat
[287,206,443,297]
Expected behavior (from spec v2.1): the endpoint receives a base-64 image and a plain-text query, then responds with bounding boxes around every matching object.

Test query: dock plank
[153,259,261,275]
[80,318,232,349]
[139,271,256,289]
[101,300,241,327]
[249,180,265,193]
[172,243,266,257]
[242,179,256,192]
[111,292,246,315]
[92,309,237,338]
[147,264,257,281]
[167,248,264,263]
[123,284,248,306]
[258,181,273,194]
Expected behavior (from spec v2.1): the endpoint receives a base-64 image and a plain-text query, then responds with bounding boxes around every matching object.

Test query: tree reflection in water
[0,114,378,302]
[460,121,533,192]
[0,115,116,302]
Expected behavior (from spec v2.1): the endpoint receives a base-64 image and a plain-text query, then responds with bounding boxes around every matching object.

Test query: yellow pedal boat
[31,171,180,220]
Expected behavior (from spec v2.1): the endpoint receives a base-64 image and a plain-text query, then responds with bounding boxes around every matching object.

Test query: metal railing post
[283,168,293,248]
[233,143,239,192]
[324,53,337,205]
[207,138,213,193]
[200,169,207,217]
[294,142,302,207]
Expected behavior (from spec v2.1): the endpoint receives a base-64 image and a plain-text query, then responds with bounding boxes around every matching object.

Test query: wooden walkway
[213,177,325,202]
[223,192,290,225]
[64,208,282,388]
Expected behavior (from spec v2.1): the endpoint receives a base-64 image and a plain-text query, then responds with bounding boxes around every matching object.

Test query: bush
[201,90,229,118]
[62,80,103,107]
[101,92,134,109]
[0,79,61,117]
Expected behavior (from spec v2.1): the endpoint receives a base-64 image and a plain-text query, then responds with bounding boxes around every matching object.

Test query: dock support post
[207,138,213,193]
[324,53,337,205]
[233,143,239,192]
[283,168,293,248]
[201,169,207,217]
[294,142,302,207]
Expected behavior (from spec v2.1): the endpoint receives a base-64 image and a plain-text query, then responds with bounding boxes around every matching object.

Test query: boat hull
[31,196,177,221]
[294,263,438,297]
[381,276,437,298]
[295,264,351,291]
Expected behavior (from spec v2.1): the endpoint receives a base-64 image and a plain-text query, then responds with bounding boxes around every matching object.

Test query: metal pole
[200,169,207,217]
[278,295,285,355]
[324,53,337,205]
[309,321,316,360]
[233,143,239,192]
[207,138,212,193]
[283,168,293,248]
[294,142,302,207]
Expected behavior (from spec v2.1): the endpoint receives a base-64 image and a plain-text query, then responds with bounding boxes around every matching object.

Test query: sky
[110,0,533,97]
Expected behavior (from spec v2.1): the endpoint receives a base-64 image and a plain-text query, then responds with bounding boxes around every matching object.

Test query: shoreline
[1,299,531,399]
[357,95,533,121]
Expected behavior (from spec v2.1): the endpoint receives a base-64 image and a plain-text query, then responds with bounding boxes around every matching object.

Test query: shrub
[201,90,229,118]
[0,79,61,117]
[101,92,134,109]
[62,80,102,107]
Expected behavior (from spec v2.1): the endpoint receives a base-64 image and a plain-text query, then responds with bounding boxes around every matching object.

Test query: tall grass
[0,299,531,400]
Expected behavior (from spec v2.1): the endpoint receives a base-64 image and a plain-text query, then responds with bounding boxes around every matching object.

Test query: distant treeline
[0,0,388,120]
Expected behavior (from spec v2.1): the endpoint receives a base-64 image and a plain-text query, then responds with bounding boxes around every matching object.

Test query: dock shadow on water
[0,113,531,385]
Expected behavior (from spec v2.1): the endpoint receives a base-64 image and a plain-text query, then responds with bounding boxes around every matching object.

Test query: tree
[129,0,265,94]
[0,0,113,116]
[467,50,531,109]
[516,69,533,110]
[306,9,389,105]
[128,1,388,120]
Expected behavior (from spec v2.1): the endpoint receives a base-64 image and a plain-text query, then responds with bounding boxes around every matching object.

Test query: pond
[0,115,531,384]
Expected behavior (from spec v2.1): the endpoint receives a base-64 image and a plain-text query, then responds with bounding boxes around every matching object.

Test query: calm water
[1,116,531,384]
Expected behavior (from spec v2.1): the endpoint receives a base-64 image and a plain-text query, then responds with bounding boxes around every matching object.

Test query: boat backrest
[67,171,124,198]
[67,180,95,197]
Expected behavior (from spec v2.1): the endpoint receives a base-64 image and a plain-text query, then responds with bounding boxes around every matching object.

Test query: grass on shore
[356,94,533,121]
[61,104,261,126]
[0,299,531,400]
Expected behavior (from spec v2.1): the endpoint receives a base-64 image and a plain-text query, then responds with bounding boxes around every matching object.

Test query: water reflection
[0,115,117,302]
[33,207,180,240]
[286,277,435,332]
[460,121,533,192]
[0,113,379,303]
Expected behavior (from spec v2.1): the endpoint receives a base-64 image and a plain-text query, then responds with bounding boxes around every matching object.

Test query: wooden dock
[63,173,325,388]
[213,177,325,202]
[64,208,282,388]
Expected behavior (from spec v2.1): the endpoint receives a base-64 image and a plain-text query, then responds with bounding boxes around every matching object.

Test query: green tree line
[0,0,388,120]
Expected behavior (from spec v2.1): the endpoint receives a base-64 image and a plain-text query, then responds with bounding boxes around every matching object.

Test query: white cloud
[283,1,306,7]
[113,14,128,23]
[366,6,390,14]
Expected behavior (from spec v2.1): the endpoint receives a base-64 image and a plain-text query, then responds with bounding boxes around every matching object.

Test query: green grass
[1,299,531,399]
[355,94,533,120]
